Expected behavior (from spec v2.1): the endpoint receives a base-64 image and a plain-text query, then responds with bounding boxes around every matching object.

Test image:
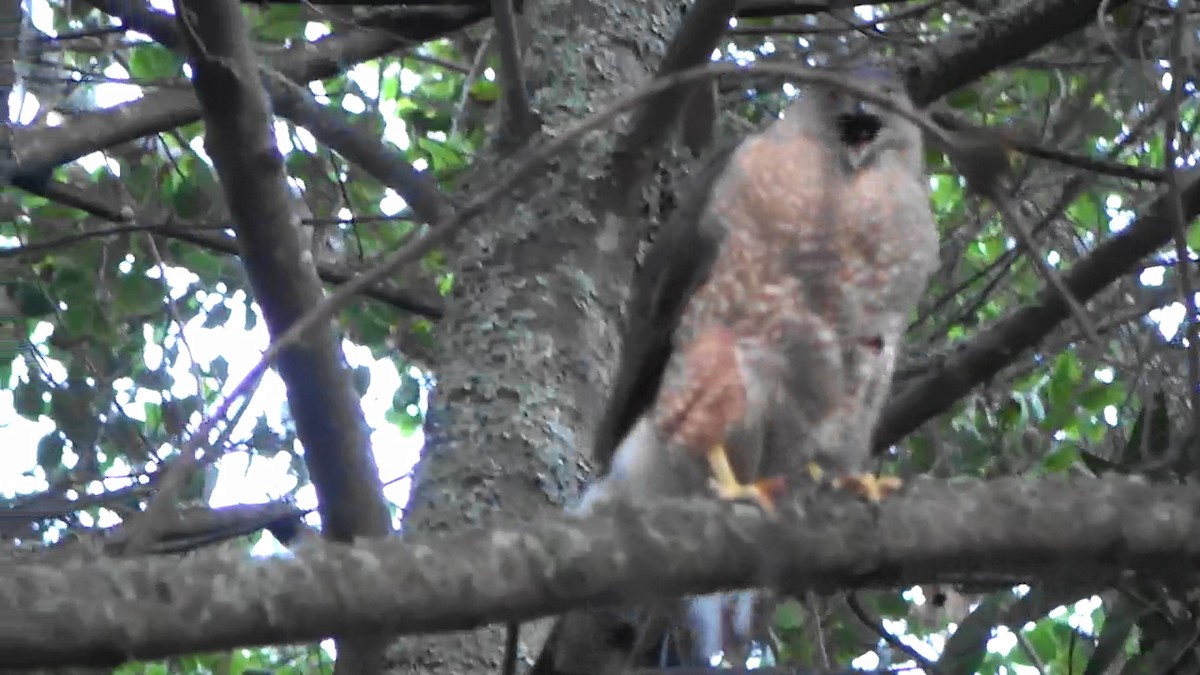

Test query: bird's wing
[590,141,738,470]
[531,145,745,675]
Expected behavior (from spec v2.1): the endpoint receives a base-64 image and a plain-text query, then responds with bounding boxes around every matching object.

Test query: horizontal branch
[4,475,1199,668]
[905,0,1130,105]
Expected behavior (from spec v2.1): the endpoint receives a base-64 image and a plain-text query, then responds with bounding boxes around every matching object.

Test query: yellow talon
[706,444,783,512]
[832,473,903,502]
[806,461,825,482]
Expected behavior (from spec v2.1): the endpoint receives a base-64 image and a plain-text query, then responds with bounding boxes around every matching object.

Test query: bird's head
[778,64,924,174]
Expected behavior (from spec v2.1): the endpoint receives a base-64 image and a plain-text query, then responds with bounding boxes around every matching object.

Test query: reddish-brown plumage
[540,67,941,675]
[655,326,747,454]
[648,85,938,483]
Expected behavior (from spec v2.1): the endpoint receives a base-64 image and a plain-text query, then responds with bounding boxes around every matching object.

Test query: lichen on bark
[389,0,687,671]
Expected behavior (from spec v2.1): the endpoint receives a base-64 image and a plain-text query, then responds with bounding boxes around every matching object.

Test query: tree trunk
[391,0,685,672]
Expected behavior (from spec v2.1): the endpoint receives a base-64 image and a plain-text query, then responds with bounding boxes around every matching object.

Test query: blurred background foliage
[2,0,1198,673]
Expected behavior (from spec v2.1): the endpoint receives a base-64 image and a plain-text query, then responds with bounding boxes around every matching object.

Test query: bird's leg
[805,461,900,501]
[657,326,787,511]
[706,443,786,512]
[832,474,903,502]
[826,337,903,503]
[805,462,825,482]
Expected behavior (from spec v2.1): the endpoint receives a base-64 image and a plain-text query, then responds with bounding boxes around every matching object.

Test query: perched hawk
[534,65,940,673]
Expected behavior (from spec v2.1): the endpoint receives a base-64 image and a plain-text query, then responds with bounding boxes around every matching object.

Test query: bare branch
[904,0,1132,106]
[490,0,538,147]
[4,475,1200,669]
[172,0,393,669]
[83,0,454,229]
[173,0,391,535]
[0,213,445,317]
[605,0,737,207]
[846,593,940,673]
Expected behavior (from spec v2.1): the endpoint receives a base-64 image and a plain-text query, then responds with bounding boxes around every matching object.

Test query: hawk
[534,65,940,673]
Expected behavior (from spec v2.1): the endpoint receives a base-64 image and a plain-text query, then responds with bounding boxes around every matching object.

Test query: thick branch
[4,476,1199,668]
[12,27,393,169]
[176,0,390,536]
[175,2,391,667]
[489,0,538,146]
[1,501,306,564]
[605,0,737,205]
[237,0,910,21]
[904,0,1132,105]
[82,0,453,228]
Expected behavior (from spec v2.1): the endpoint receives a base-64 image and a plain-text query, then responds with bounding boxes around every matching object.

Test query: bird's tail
[685,591,765,667]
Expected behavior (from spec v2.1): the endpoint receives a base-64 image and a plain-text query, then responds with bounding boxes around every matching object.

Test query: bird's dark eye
[836,111,883,147]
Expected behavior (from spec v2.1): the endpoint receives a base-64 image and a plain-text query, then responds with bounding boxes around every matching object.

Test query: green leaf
[417,136,466,174]
[13,380,46,418]
[202,301,232,329]
[998,395,1026,431]
[0,353,13,388]
[144,401,163,431]
[1187,221,1200,254]
[128,44,185,80]
[13,282,54,317]
[1077,382,1122,414]
[114,273,163,315]
[1044,352,1082,430]
[945,87,980,109]
[872,591,909,618]
[381,77,401,102]
[209,356,229,382]
[1067,193,1103,230]
[398,410,421,436]
[256,3,307,41]
[1082,595,1137,675]
[352,364,372,397]
[36,432,65,471]
[773,599,805,630]
[395,372,422,411]
[1040,444,1081,473]
[1021,70,1053,98]
[469,77,501,103]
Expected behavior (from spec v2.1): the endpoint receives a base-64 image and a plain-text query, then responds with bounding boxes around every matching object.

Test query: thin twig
[452,28,494,137]
[1015,630,1048,675]
[846,594,940,673]
[991,196,1104,345]
[915,96,1174,341]
[605,0,737,206]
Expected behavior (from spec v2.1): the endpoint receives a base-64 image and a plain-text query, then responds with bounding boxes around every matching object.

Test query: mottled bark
[6,476,1200,670]
[395,0,685,671]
